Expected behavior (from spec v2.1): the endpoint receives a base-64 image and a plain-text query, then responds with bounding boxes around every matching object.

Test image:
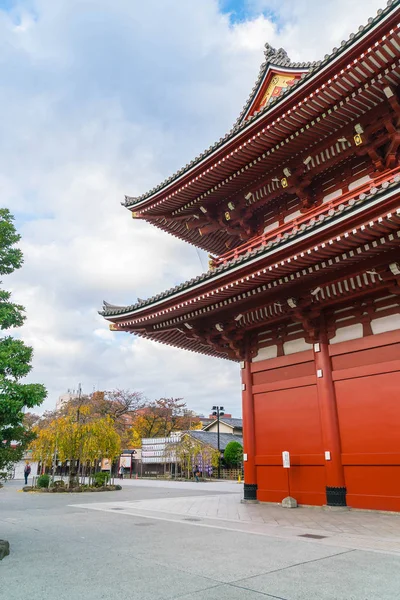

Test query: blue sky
[221,0,252,22]
[1,0,387,414]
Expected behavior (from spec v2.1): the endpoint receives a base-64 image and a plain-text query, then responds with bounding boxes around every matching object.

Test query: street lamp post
[212,406,224,479]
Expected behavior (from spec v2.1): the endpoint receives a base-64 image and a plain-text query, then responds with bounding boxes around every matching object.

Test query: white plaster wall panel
[371,314,400,335]
[329,323,363,344]
[252,344,278,362]
[348,175,371,191]
[322,189,342,204]
[263,221,279,233]
[284,210,302,223]
[283,338,313,355]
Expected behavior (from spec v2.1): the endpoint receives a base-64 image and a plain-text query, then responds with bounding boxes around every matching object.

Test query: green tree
[223,441,243,467]
[0,209,47,480]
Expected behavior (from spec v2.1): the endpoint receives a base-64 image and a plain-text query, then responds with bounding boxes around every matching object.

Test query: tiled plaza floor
[73,488,400,556]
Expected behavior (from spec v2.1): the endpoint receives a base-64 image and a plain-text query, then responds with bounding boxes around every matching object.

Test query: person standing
[118,465,124,480]
[24,462,31,485]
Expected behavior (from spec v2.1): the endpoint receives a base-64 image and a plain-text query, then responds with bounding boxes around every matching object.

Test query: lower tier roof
[101,178,400,360]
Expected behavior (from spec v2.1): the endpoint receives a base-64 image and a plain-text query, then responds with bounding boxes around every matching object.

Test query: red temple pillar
[314,327,346,506]
[241,346,258,501]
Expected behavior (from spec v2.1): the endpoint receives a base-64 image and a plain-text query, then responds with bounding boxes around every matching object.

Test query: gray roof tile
[185,430,243,451]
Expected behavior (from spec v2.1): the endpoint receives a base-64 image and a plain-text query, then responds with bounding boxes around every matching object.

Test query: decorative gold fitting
[281,177,288,188]
[225,211,231,221]
[109,324,118,331]
[354,133,363,146]
[208,253,216,271]
[198,228,203,237]
[131,212,138,218]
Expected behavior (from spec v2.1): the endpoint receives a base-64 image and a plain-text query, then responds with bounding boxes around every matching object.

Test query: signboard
[282,451,290,469]
[119,456,132,468]
[101,458,111,470]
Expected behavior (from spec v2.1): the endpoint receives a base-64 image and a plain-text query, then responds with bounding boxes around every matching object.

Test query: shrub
[51,480,65,488]
[93,472,109,487]
[37,474,50,488]
[223,441,243,467]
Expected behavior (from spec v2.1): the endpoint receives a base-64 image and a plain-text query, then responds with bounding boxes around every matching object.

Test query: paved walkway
[117,477,241,492]
[73,486,400,556]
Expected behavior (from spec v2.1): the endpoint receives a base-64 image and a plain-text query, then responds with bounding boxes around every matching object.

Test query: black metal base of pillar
[326,486,347,507]
[243,483,258,501]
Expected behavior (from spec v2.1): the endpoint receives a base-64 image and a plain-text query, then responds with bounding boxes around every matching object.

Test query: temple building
[102,1,400,511]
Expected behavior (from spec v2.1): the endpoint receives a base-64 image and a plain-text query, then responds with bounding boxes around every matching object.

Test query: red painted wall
[252,352,326,505]
[250,330,400,511]
[331,333,400,511]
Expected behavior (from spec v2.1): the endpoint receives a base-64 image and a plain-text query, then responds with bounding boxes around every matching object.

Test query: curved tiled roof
[185,430,243,451]
[124,0,399,209]
[102,175,400,318]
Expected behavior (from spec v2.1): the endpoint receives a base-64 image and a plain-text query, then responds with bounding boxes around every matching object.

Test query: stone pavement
[2,479,400,599]
[73,487,400,556]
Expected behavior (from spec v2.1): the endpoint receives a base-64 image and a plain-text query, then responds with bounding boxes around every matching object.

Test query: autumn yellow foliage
[30,407,121,471]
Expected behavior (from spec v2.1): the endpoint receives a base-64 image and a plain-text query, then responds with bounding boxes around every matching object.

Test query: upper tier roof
[124,0,399,211]
[120,1,400,256]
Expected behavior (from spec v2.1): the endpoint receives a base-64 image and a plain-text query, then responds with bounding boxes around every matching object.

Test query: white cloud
[1,0,386,414]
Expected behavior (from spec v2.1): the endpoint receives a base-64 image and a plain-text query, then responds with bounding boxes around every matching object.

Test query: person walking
[24,462,31,485]
[118,465,124,480]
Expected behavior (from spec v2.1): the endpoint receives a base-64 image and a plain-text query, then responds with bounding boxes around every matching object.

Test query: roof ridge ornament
[103,300,126,310]
[263,44,291,66]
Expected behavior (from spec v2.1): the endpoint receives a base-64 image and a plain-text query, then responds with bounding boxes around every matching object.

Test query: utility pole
[212,406,224,479]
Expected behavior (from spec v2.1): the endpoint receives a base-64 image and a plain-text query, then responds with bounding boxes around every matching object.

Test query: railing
[214,166,400,267]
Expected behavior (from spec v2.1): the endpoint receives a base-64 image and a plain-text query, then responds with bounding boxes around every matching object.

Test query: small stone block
[0,540,10,560]
[282,496,298,508]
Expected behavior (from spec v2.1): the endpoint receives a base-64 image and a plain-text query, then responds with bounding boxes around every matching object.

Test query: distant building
[139,431,243,478]
[203,418,243,436]
[184,430,243,452]
[141,435,181,476]
[56,389,80,410]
